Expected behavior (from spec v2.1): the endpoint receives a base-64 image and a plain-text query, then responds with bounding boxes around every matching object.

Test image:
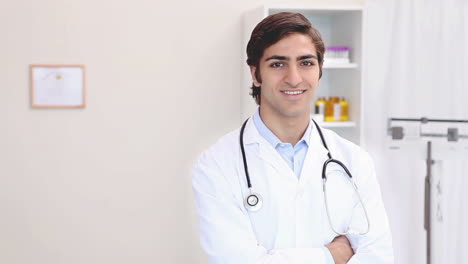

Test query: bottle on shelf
[325,96,341,122]
[323,96,349,122]
[314,97,326,122]
[324,46,351,66]
[324,97,334,122]
[340,97,349,121]
[333,97,341,122]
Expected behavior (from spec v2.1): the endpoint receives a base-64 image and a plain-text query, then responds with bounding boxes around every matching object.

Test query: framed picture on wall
[30,64,86,108]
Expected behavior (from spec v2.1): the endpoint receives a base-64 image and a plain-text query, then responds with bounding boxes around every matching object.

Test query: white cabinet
[242,4,365,145]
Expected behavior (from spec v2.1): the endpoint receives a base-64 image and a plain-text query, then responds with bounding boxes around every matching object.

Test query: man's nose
[284,65,302,87]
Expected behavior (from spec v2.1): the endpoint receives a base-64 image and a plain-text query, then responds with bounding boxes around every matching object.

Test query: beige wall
[0,0,363,263]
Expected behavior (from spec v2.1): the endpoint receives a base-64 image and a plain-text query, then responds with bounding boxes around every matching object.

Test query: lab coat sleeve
[346,151,394,264]
[192,150,329,264]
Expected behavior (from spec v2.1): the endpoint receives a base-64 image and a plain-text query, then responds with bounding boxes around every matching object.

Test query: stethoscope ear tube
[322,176,370,236]
[240,119,262,212]
[322,158,354,179]
[240,119,252,189]
[322,156,371,235]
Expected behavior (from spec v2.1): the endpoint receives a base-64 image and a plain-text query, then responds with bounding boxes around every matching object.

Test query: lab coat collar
[253,108,312,149]
[242,114,329,158]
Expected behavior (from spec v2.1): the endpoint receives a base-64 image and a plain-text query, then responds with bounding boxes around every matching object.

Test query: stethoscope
[239,118,371,236]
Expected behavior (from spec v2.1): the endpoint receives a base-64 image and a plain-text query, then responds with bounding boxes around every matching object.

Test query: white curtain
[430,145,468,264]
[364,0,468,263]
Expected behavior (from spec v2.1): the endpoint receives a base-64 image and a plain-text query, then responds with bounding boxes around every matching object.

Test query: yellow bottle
[340,97,349,121]
[325,97,334,122]
[333,97,341,122]
[314,97,325,121]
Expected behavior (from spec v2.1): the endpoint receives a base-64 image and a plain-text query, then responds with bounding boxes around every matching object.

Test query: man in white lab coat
[192,12,394,264]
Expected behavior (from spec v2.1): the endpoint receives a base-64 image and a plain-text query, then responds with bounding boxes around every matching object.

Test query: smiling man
[249,32,320,146]
[192,12,394,264]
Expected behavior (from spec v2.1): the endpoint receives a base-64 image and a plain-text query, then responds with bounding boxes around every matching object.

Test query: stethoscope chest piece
[244,191,263,212]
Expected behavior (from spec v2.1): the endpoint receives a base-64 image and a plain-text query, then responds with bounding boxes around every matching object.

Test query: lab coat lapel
[243,117,330,180]
[295,121,331,246]
[299,121,330,186]
[243,117,297,181]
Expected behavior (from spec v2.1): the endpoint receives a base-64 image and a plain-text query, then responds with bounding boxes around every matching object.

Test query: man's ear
[250,66,261,87]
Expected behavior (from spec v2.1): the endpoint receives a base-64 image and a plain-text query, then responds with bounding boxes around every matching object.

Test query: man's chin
[280,109,311,119]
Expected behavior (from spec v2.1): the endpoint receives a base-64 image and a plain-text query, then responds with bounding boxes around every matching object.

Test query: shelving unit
[319,121,356,128]
[242,4,365,145]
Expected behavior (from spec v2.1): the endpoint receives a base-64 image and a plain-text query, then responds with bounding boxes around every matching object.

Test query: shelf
[323,63,358,69]
[315,121,356,128]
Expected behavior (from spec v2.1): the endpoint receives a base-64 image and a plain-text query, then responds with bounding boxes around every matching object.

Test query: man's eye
[301,61,315,66]
[271,62,284,68]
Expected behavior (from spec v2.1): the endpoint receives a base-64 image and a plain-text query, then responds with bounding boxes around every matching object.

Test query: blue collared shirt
[252,109,311,178]
[253,108,335,264]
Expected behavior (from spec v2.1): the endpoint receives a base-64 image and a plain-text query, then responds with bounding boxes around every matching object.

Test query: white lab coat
[192,117,394,264]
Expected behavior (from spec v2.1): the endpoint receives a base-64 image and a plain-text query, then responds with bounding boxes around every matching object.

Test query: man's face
[251,33,320,119]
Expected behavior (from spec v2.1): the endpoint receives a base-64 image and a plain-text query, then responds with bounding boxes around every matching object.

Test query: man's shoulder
[192,127,243,194]
[194,127,241,168]
[207,127,241,156]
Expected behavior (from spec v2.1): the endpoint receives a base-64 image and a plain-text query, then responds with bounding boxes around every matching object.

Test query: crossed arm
[192,151,393,264]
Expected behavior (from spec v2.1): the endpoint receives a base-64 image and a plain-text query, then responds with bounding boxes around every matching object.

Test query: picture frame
[30,64,86,108]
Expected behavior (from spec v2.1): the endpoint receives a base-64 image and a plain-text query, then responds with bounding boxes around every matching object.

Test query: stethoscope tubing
[239,117,370,235]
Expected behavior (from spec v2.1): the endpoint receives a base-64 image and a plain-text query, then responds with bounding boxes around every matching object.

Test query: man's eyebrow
[265,55,288,61]
[264,54,318,61]
[298,55,318,60]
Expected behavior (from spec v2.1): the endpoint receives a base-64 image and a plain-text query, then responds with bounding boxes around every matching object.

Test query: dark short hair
[246,12,325,105]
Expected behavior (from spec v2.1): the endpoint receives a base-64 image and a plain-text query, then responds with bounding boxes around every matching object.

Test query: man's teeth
[282,90,304,95]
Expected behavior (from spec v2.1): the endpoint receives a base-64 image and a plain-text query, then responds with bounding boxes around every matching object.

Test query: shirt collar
[252,108,312,148]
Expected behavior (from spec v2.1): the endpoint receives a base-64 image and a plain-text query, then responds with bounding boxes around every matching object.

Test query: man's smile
[280,90,306,96]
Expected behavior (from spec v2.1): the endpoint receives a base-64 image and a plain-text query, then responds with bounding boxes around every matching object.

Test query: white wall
[0,0,364,263]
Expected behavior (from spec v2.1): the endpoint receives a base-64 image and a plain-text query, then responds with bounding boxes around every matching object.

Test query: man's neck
[259,107,310,146]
